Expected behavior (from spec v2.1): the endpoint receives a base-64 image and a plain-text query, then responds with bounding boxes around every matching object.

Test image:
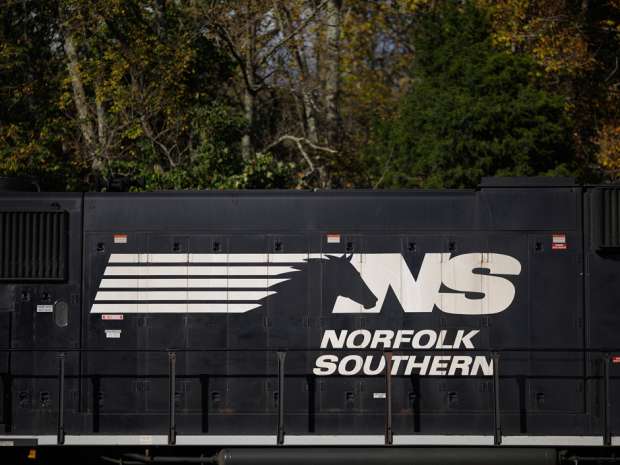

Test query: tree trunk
[303,90,319,144]
[241,86,254,161]
[276,4,319,146]
[63,33,96,158]
[95,85,107,151]
[241,16,257,162]
[324,0,342,150]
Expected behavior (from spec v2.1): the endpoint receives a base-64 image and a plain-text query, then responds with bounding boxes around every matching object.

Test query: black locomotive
[0,177,618,464]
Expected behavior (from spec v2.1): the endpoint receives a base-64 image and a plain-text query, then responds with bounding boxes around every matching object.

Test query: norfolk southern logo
[91,252,521,315]
[92,252,521,377]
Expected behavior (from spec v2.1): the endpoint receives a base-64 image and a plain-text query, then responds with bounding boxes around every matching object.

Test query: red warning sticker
[113,234,128,244]
[551,233,567,250]
[102,314,124,320]
[326,233,341,244]
[612,356,620,364]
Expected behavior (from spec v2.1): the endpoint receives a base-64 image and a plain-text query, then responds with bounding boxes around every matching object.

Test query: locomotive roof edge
[0,175,588,196]
[5,175,620,196]
[0,176,592,196]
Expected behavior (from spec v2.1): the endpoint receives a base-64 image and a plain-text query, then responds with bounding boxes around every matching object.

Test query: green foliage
[104,105,294,190]
[98,104,295,191]
[1,1,614,191]
[1,1,295,191]
[365,1,578,188]
[0,0,83,190]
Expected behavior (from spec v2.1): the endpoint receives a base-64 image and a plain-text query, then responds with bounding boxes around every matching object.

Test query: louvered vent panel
[601,188,620,249]
[0,211,68,281]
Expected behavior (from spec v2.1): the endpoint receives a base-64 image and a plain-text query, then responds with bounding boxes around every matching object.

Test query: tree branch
[265,134,338,178]
[266,135,315,175]
[606,56,618,82]
[257,0,330,68]
[267,134,337,154]
[212,23,258,93]
[373,144,395,189]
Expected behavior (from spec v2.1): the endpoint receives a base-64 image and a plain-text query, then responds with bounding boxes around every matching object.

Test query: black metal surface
[592,187,620,251]
[602,189,620,249]
[0,184,619,459]
[124,452,218,463]
[218,447,558,465]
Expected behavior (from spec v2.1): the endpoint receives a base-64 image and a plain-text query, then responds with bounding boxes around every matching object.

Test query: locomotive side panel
[1,185,616,447]
[0,193,82,435]
[78,188,591,438]
[585,187,620,435]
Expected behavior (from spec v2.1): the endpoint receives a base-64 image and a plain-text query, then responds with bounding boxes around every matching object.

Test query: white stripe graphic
[91,303,260,313]
[95,290,275,301]
[108,253,316,264]
[103,266,298,276]
[92,253,333,314]
[99,278,289,288]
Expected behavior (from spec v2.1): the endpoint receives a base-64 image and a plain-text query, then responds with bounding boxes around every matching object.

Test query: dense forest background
[1,0,619,191]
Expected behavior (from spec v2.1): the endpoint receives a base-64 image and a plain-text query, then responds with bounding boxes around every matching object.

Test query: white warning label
[105,329,122,339]
[327,233,341,244]
[552,233,567,250]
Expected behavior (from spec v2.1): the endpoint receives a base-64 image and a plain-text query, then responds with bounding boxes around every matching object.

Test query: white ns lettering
[332,253,521,315]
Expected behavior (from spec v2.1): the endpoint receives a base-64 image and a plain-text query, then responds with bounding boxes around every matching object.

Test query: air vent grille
[600,188,620,249]
[0,211,68,281]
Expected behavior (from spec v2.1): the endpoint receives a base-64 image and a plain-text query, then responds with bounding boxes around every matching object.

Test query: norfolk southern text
[312,329,493,376]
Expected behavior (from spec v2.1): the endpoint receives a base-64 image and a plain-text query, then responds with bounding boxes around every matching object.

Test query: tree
[58,0,244,189]
[198,0,344,187]
[365,1,578,188]
[0,0,78,190]
[2,0,616,190]
[479,0,620,180]
[338,1,422,186]
[1,0,293,191]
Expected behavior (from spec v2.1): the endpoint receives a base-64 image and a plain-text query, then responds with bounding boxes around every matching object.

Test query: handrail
[168,352,177,446]
[384,351,393,445]
[276,352,286,446]
[57,353,65,445]
[493,352,501,445]
[604,353,611,446]
[0,347,618,353]
[0,348,616,446]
